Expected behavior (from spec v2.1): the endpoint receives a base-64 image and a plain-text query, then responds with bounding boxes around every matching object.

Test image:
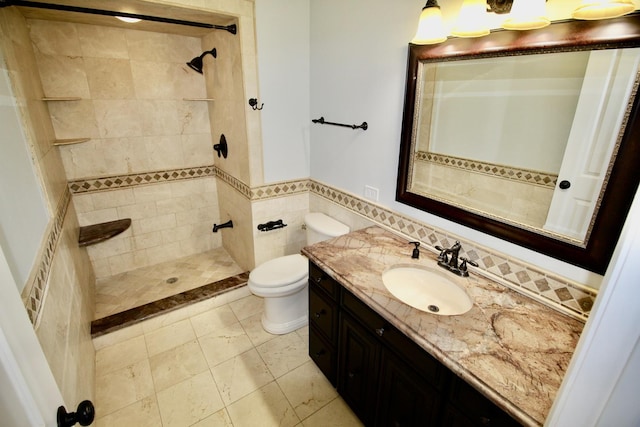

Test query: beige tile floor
[92,287,364,427]
[95,248,245,319]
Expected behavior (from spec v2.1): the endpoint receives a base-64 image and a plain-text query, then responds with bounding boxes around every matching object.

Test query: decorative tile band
[214,167,252,198]
[250,179,310,200]
[68,165,216,194]
[309,179,595,322]
[415,151,558,189]
[24,187,71,326]
[64,166,595,321]
[68,165,310,202]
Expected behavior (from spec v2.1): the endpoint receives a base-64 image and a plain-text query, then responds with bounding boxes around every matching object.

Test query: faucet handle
[434,245,447,262]
[459,257,478,276]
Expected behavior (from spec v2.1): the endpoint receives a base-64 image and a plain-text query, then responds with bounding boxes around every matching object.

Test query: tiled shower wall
[28,19,229,276]
[0,7,95,407]
[73,176,221,278]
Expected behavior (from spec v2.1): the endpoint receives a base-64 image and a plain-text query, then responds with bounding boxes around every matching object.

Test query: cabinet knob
[348,371,356,378]
[314,309,326,318]
[314,349,325,357]
[375,327,385,337]
[313,274,325,284]
[479,416,491,425]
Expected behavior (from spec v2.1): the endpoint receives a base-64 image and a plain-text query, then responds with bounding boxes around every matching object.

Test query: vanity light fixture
[411,0,637,43]
[572,0,635,20]
[411,0,448,45]
[502,0,550,30]
[451,0,490,38]
[186,48,217,74]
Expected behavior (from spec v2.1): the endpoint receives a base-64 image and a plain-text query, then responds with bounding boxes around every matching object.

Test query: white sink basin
[382,264,473,316]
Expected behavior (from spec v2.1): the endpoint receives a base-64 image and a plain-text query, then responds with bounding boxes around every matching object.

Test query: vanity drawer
[341,288,446,390]
[309,324,337,386]
[309,261,338,300]
[309,286,338,342]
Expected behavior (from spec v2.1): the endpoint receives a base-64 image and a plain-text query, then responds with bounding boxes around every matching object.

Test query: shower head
[186,48,217,74]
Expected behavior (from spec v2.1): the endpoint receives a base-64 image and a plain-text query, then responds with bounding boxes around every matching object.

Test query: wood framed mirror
[396,14,640,274]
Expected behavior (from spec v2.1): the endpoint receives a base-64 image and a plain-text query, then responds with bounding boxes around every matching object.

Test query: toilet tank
[304,213,350,245]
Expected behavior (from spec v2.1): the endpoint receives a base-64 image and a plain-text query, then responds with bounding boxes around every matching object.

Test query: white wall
[0,52,48,291]
[255,0,311,183]
[305,0,614,288]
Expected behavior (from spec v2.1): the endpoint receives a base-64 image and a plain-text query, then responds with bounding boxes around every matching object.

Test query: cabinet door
[309,324,337,386]
[377,349,442,427]
[338,312,379,426]
[446,376,522,427]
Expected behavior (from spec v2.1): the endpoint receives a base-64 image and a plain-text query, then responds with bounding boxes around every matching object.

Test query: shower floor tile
[95,248,244,319]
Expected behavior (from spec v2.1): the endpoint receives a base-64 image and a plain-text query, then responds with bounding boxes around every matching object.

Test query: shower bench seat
[78,218,131,247]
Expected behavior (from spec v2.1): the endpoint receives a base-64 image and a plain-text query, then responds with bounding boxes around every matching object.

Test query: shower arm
[0,0,237,33]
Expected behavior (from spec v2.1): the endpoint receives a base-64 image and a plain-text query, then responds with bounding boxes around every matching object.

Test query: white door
[544,48,640,240]
[0,245,63,427]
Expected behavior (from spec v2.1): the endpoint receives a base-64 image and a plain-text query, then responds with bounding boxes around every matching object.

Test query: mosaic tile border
[415,151,558,189]
[250,179,310,200]
[64,166,595,321]
[68,165,216,194]
[24,188,71,326]
[309,180,596,322]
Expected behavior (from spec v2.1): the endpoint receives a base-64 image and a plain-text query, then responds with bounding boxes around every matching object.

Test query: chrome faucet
[434,241,478,277]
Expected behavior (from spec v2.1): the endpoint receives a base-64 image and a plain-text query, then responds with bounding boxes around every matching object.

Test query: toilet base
[261,313,308,335]
[254,282,309,334]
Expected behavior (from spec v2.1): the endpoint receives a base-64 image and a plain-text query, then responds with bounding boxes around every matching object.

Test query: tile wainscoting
[62,165,596,323]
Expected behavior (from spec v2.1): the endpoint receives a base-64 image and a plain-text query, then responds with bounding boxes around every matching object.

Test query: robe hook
[248,98,264,110]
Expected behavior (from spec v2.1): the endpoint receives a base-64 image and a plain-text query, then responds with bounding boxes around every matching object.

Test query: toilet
[248,212,350,334]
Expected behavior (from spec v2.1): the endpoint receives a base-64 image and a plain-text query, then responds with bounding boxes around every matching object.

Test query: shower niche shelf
[53,138,91,146]
[78,219,131,247]
[42,97,82,101]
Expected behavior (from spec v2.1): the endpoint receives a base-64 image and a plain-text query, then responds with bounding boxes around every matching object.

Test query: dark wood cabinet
[308,261,522,427]
[377,349,442,427]
[442,376,522,427]
[308,262,340,386]
[338,313,380,426]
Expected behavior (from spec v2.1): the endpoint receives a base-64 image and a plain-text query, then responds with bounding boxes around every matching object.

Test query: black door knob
[57,400,94,427]
[559,180,571,189]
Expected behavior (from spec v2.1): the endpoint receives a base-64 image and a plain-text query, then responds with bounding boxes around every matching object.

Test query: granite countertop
[301,226,584,427]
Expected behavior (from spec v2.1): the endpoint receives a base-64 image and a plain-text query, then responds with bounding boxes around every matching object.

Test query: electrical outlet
[364,185,379,201]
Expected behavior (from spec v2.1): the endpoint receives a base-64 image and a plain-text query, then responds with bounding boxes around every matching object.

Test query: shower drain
[166,277,178,284]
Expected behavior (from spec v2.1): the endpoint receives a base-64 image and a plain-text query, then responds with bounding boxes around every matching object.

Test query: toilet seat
[249,254,308,288]
[248,254,309,298]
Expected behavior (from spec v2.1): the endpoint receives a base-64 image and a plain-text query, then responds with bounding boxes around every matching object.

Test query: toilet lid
[249,254,308,287]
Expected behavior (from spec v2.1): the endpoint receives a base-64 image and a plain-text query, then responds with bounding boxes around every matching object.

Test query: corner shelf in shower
[53,138,91,146]
[42,97,83,101]
[78,218,131,247]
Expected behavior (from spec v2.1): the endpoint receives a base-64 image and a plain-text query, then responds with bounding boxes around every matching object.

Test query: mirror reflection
[408,47,640,244]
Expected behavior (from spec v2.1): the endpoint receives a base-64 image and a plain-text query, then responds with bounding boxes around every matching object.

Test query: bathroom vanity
[302,227,584,427]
